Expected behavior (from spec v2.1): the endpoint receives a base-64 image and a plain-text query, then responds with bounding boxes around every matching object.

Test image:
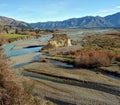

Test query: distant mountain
[105,12,120,27]
[0,16,30,28]
[0,12,120,29]
[31,12,120,29]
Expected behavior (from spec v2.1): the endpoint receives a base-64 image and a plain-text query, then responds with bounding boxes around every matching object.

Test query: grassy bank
[4,33,37,43]
[5,34,28,39]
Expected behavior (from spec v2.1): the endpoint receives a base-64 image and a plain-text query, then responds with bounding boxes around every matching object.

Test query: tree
[15,29,18,34]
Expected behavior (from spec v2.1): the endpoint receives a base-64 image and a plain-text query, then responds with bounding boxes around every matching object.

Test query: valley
[1,0,120,105]
[2,28,120,105]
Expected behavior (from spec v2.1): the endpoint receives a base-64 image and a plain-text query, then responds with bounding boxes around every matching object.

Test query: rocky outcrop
[43,34,72,50]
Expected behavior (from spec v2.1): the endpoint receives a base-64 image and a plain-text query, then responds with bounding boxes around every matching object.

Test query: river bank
[2,29,120,105]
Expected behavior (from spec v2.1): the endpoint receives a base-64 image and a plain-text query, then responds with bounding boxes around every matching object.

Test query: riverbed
[2,29,120,105]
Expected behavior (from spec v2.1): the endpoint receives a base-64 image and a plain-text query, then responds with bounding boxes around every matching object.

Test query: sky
[0,0,120,23]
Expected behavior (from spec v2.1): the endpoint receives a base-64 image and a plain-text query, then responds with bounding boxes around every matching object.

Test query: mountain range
[0,12,120,29]
[0,16,30,28]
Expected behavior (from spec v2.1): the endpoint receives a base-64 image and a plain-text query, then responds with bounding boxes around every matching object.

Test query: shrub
[0,50,55,105]
[72,50,116,68]
[0,51,24,105]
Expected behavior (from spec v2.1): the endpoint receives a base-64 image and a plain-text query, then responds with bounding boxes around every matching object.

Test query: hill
[0,12,120,29]
[0,16,30,28]
[30,12,120,29]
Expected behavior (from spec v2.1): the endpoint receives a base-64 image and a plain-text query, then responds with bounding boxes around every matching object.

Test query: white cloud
[99,9,114,13]
[116,6,120,9]
[99,6,120,14]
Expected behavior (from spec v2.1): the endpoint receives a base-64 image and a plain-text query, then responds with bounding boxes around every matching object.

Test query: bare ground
[8,35,120,105]
[20,61,120,105]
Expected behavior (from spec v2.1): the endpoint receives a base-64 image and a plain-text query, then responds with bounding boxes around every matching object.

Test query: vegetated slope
[0,16,30,28]
[31,12,120,29]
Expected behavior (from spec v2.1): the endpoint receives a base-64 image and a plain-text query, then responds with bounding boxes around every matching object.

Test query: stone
[43,34,72,50]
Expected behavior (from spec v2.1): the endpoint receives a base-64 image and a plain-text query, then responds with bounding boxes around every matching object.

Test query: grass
[5,34,28,39]
[82,34,120,50]
[0,34,7,45]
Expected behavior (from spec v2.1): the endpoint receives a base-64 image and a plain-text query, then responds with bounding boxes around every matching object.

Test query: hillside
[105,12,120,27]
[31,12,120,29]
[0,12,120,29]
[0,16,30,28]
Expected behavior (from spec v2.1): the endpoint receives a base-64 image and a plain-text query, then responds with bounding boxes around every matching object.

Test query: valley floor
[6,29,120,105]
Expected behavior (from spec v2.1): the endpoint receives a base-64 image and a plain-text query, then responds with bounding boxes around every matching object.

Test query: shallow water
[2,29,120,80]
[3,35,52,57]
[7,46,43,57]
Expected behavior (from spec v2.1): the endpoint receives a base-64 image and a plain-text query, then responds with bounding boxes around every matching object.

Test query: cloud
[116,6,120,9]
[99,9,114,13]
[99,6,120,14]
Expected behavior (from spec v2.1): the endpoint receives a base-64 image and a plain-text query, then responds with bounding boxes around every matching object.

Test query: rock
[43,34,72,50]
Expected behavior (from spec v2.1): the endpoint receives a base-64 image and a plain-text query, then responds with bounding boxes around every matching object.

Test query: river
[2,29,120,80]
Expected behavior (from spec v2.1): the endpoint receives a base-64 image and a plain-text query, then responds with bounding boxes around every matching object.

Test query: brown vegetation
[64,33,119,68]
[0,50,55,105]
[82,34,120,50]
[0,36,55,104]
[0,35,7,46]
[73,50,116,68]
[0,51,25,105]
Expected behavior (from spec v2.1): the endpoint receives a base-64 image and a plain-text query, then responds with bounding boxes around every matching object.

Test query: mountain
[0,16,30,28]
[31,12,120,29]
[105,12,120,27]
[0,12,120,29]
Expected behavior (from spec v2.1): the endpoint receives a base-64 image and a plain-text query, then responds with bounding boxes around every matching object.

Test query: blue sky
[0,0,120,23]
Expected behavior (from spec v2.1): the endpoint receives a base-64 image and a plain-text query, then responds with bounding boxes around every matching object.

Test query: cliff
[43,34,72,50]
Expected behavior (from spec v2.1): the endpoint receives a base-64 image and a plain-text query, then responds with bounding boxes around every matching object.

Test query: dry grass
[62,33,120,68]
[0,51,25,105]
[0,34,7,46]
[0,50,55,105]
[82,34,120,50]
[65,49,117,68]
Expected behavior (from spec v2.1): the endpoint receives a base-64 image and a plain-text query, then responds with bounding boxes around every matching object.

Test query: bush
[0,50,55,105]
[73,50,116,68]
[0,51,25,105]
